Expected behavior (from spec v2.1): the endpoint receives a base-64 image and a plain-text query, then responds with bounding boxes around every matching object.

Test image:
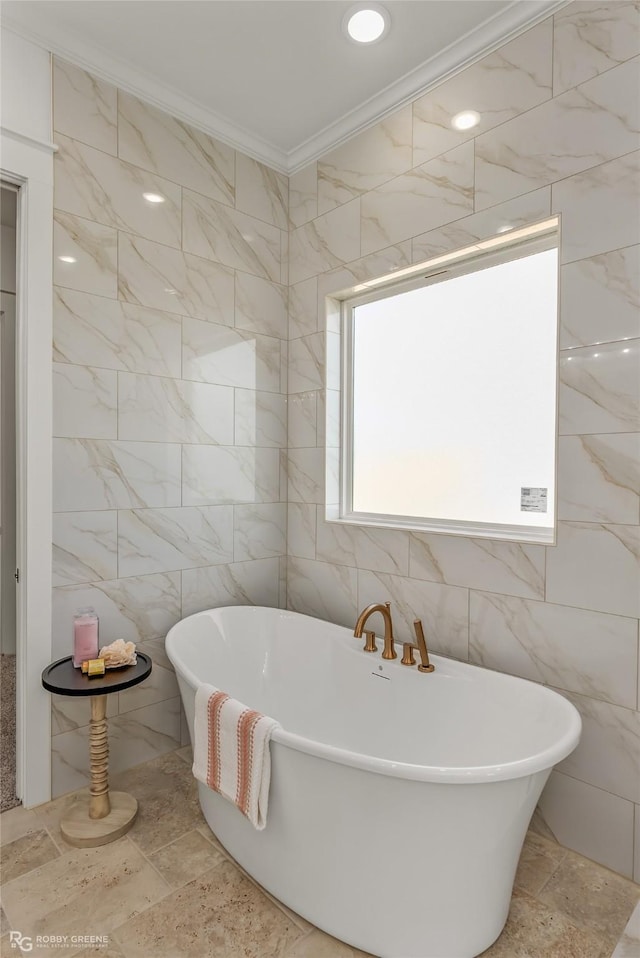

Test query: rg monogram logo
[9,932,33,952]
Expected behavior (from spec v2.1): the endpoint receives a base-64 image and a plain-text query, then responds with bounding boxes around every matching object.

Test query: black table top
[41,653,152,697]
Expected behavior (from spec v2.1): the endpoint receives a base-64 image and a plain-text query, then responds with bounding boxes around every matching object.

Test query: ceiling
[2,0,564,172]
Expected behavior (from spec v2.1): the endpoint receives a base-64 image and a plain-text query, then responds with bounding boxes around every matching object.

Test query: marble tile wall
[286,0,640,881]
[51,59,289,797]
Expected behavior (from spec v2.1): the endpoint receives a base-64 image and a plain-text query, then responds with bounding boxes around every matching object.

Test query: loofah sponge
[99,639,137,668]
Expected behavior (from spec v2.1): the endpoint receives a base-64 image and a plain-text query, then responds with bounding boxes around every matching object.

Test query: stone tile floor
[1,749,638,958]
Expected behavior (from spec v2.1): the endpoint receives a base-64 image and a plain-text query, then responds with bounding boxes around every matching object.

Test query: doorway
[0,183,19,811]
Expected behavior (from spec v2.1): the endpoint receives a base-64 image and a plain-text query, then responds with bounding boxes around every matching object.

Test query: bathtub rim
[166,606,582,786]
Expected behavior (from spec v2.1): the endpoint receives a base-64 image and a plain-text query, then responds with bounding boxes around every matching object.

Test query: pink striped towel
[192,684,280,830]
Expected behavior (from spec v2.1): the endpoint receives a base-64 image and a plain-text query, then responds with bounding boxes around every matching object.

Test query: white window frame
[326,217,560,545]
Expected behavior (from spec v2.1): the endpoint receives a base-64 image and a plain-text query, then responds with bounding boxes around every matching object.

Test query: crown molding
[286,0,569,172]
[1,17,290,173]
[3,0,569,176]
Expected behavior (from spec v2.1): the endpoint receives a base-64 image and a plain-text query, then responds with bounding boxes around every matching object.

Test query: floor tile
[538,850,640,951]
[285,928,374,957]
[73,944,127,958]
[0,906,8,936]
[148,829,224,888]
[0,829,60,884]
[113,859,306,958]
[480,888,607,957]
[514,831,567,896]
[174,745,192,764]
[110,751,204,854]
[0,806,40,846]
[1,837,170,957]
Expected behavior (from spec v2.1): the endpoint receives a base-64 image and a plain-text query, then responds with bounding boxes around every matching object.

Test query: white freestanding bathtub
[166,605,581,958]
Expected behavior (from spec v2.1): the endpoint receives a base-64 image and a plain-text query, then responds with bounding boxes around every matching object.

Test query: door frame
[1,127,54,808]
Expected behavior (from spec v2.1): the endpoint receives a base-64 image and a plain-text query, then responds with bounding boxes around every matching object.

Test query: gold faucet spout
[354,602,397,660]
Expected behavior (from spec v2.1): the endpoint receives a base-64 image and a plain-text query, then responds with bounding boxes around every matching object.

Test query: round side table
[42,653,152,848]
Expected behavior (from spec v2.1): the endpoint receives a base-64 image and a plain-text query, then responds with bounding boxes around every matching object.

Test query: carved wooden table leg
[89,694,110,819]
[60,695,138,848]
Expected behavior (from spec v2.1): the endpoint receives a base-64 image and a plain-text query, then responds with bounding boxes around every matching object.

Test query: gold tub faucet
[354,601,397,660]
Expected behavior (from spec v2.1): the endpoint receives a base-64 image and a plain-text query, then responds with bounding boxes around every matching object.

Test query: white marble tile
[357,569,469,659]
[559,338,640,435]
[182,317,281,392]
[117,658,179,714]
[118,372,234,444]
[288,332,324,394]
[316,513,409,576]
[233,503,286,561]
[289,198,361,285]
[53,58,117,154]
[413,20,553,167]
[361,142,474,256]
[107,697,182,775]
[182,557,280,617]
[53,363,117,439]
[182,445,280,505]
[118,232,235,324]
[234,388,287,448]
[613,900,640,958]
[546,520,640,617]
[556,689,640,803]
[279,339,288,394]
[52,691,118,735]
[53,211,117,298]
[118,91,235,206]
[560,246,640,349]
[469,591,638,708]
[53,439,181,511]
[318,106,413,214]
[558,433,640,524]
[182,189,281,282]
[289,276,318,338]
[287,557,358,628]
[235,153,288,230]
[409,533,545,599]
[52,511,118,586]
[51,726,91,796]
[635,804,640,883]
[55,134,181,247]
[118,506,233,576]
[287,503,316,560]
[54,288,182,377]
[288,391,317,448]
[331,241,413,286]
[475,57,640,211]
[553,1,640,95]
[553,152,640,263]
[287,447,324,504]
[235,271,287,339]
[289,162,317,228]
[52,571,182,659]
[538,770,635,877]
[411,189,552,261]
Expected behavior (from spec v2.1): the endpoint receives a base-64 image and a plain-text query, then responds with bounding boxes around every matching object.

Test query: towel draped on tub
[192,683,281,830]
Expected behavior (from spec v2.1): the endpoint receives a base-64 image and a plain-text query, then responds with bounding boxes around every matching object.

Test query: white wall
[1,29,51,143]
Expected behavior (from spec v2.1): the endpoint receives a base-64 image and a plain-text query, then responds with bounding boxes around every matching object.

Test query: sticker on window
[521,487,548,513]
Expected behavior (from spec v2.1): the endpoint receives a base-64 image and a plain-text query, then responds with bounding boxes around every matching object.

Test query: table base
[60,790,138,848]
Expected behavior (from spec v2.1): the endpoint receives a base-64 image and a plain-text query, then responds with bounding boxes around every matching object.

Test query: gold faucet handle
[413,619,435,673]
[363,630,377,653]
[401,643,416,666]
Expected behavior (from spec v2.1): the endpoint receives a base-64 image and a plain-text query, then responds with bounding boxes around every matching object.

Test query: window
[326,218,559,544]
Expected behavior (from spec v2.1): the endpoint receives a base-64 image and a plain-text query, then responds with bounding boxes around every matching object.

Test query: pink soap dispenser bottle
[73,607,99,668]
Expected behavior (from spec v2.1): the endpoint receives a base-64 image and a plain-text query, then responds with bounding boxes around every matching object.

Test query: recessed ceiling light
[143,192,165,204]
[344,4,390,43]
[451,110,481,131]
[57,255,77,263]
